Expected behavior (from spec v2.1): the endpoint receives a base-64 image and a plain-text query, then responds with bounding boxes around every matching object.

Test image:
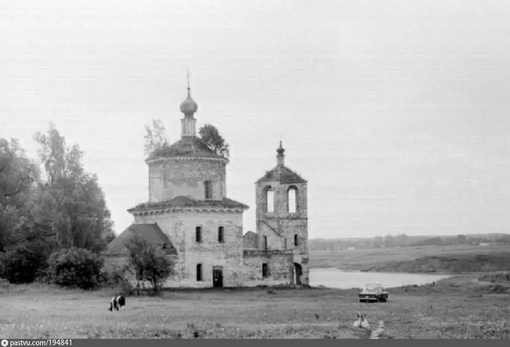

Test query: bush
[47,248,104,289]
[0,241,49,284]
[100,264,135,296]
[125,234,175,295]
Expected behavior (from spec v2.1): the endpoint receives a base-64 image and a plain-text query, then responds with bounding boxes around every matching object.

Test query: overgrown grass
[1,274,509,339]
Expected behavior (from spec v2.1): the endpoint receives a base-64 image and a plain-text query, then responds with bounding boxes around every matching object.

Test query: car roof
[365,283,383,288]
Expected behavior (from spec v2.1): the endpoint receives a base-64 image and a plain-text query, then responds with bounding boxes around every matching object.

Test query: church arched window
[287,186,298,213]
[294,234,299,247]
[263,186,274,213]
[263,235,268,251]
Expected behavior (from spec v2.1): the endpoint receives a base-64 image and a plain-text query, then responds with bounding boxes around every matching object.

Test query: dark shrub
[100,264,134,296]
[47,248,104,289]
[0,241,49,284]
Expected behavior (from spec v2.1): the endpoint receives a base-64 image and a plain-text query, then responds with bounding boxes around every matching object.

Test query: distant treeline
[309,233,510,251]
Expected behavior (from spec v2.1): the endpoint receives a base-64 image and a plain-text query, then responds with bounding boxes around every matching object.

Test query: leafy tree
[0,138,39,252]
[0,237,50,284]
[496,234,510,246]
[384,234,396,248]
[47,248,104,289]
[32,124,115,252]
[0,138,38,198]
[199,124,230,158]
[373,235,384,248]
[144,119,169,157]
[395,234,410,247]
[125,234,174,295]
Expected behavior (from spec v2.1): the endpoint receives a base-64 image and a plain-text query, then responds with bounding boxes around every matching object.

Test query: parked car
[359,283,388,303]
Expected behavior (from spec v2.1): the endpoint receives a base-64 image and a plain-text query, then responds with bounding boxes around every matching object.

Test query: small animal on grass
[108,295,126,311]
[352,312,370,329]
[352,313,388,339]
[369,320,386,339]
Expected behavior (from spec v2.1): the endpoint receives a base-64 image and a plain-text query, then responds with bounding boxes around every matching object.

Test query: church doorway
[213,266,223,288]
[294,263,303,285]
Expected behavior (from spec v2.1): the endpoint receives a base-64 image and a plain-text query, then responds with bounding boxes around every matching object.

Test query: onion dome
[180,88,198,116]
[277,141,285,155]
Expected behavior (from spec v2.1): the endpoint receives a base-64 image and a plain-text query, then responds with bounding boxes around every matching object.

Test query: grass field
[309,245,510,272]
[1,275,509,339]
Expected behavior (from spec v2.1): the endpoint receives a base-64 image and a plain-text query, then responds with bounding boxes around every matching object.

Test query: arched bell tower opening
[287,186,298,213]
[262,186,275,213]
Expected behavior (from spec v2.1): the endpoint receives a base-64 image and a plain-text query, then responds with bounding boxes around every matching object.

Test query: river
[309,268,452,289]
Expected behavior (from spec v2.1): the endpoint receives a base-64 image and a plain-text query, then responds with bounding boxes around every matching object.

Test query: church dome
[277,141,285,155]
[180,89,198,115]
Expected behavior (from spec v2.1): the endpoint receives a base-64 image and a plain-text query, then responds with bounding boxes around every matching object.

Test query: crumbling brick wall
[243,250,294,286]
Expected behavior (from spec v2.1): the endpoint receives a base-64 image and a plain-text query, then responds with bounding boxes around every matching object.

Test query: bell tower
[255,142,309,285]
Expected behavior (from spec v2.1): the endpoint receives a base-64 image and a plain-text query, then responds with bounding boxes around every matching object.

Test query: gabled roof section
[147,136,226,161]
[256,165,307,184]
[104,223,176,256]
[128,196,249,214]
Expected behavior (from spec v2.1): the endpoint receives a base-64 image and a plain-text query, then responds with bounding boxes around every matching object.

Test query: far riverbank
[309,245,510,273]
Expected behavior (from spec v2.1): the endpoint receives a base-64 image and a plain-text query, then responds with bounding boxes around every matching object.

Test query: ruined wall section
[135,210,244,288]
[291,253,310,285]
[243,250,294,287]
[256,220,284,250]
[243,231,258,249]
[148,158,226,203]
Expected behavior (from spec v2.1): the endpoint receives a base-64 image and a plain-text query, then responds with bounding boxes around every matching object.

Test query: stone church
[105,85,309,288]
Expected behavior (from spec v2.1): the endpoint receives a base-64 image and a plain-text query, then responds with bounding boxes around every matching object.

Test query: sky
[1,0,509,239]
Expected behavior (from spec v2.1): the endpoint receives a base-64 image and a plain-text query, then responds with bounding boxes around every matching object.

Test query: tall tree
[144,119,168,157]
[0,138,39,251]
[199,124,230,158]
[33,124,115,252]
[0,138,38,199]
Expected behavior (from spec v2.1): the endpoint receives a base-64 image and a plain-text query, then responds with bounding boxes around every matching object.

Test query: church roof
[256,165,307,184]
[147,136,225,161]
[128,196,249,213]
[104,223,176,256]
